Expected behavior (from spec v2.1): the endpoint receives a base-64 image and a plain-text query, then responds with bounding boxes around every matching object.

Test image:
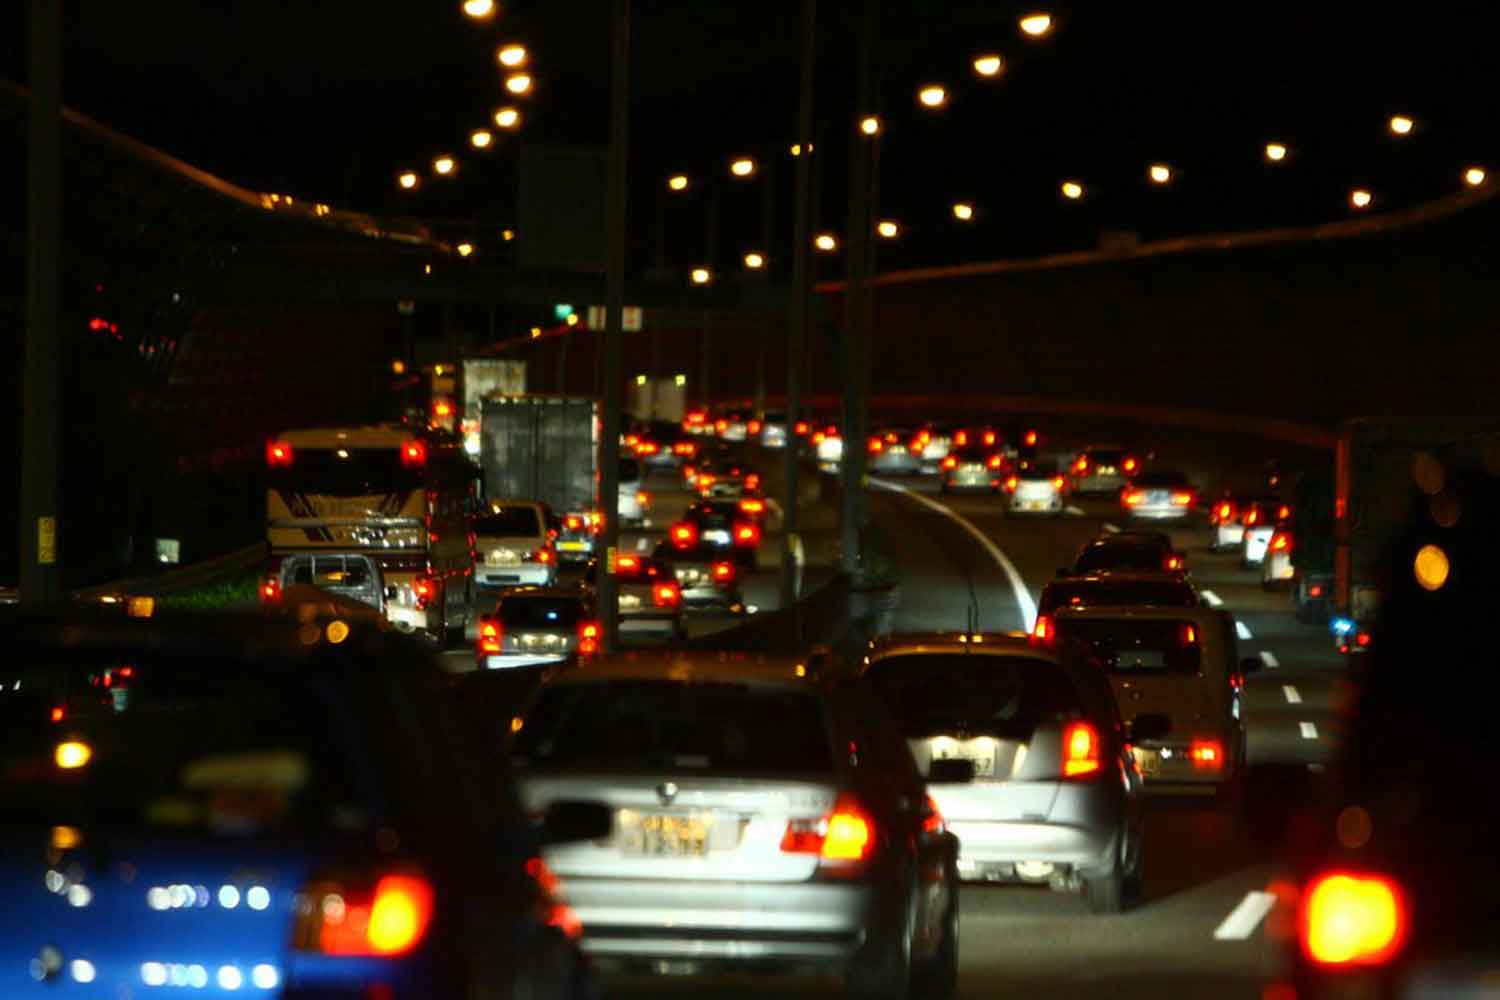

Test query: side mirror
[1240,656,1264,675]
[927,758,977,784]
[539,800,613,846]
[1127,712,1172,743]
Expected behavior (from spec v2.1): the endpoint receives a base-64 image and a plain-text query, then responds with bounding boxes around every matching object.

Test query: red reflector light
[1181,623,1197,644]
[1124,491,1144,506]
[1300,872,1407,967]
[265,439,294,468]
[711,561,736,582]
[1309,584,1324,597]
[1062,722,1101,778]
[577,621,601,655]
[1356,631,1371,648]
[1189,739,1222,768]
[671,522,698,549]
[479,620,502,654]
[1165,555,1184,571]
[1032,614,1053,640]
[400,439,428,468]
[653,583,681,607]
[260,577,282,603]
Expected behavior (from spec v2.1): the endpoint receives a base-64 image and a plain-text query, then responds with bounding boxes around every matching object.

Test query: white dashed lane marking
[1201,589,1224,607]
[1064,505,1085,517]
[1282,685,1302,705]
[1300,722,1319,740]
[1236,620,1253,640]
[1102,523,1121,534]
[1260,650,1280,668]
[1213,891,1278,941]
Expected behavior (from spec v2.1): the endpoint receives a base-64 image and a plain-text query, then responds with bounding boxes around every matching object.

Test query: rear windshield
[1075,542,1169,573]
[1086,450,1125,465]
[268,447,422,497]
[499,598,584,629]
[513,681,833,773]
[1018,460,1059,477]
[1133,472,1190,488]
[618,459,642,482]
[476,507,541,537]
[1040,579,1197,614]
[690,506,736,528]
[865,656,1084,739]
[285,555,375,589]
[952,447,991,462]
[1054,618,1204,673]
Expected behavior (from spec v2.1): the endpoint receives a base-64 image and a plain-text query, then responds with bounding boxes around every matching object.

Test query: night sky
[7,2,1500,271]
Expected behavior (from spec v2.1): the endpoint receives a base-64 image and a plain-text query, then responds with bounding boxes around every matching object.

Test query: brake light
[259,576,282,603]
[673,441,696,456]
[565,514,584,532]
[983,431,997,446]
[431,398,453,420]
[1005,475,1019,492]
[1216,501,1235,521]
[479,619,503,655]
[624,434,639,447]
[1165,555,1184,571]
[1278,505,1292,520]
[779,791,877,865]
[299,874,435,957]
[795,421,810,435]
[1244,509,1260,526]
[616,555,640,575]
[50,706,64,723]
[1270,532,1292,553]
[1124,491,1144,506]
[1309,584,1324,597]
[748,420,763,435]
[265,439,294,468]
[1172,492,1194,506]
[812,432,825,445]
[531,548,554,565]
[653,582,681,607]
[411,576,436,608]
[1062,722,1101,778]
[868,437,883,453]
[1188,739,1222,769]
[1052,476,1065,490]
[1181,623,1197,645]
[400,439,428,468]
[739,498,766,515]
[987,454,1003,470]
[1074,456,1089,473]
[577,621,601,655]
[745,473,761,491]
[1023,430,1038,447]
[1356,631,1371,648]
[715,419,729,433]
[1032,614,1053,640]
[1300,872,1407,967]
[733,522,760,547]
[1123,457,1138,474]
[635,442,659,456]
[587,512,604,534]
[671,522,699,549]
[711,561,736,582]
[954,431,969,446]
[942,456,958,470]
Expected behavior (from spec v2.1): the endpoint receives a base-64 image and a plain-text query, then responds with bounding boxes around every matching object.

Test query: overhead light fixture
[433,156,456,176]
[1148,163,1172,185]
[1350,188,1373,209]
[497,44,528,68]
[691,267,713,285]
[398,171,419,190]
[470,129,493,149]
[1388,115,1414,136]
[1265,142,1289,162]
[1019,13,1053,37]
[730,157,757,178]
[494,107,521,129]
[1464,166,1487,187]
[668,174,689,192]
[918,85,948,109]
[877,220,900,239]
[505,73,533,96]
[973,54,1004,77]
[952,202,975,221]
[814,232,839,252]
[859,115,881,136]
[1061,180,1084,200]
[743,252,766,270]
[462,0,496,19]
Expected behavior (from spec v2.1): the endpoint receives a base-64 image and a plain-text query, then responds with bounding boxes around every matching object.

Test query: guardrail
[71,542,265,602]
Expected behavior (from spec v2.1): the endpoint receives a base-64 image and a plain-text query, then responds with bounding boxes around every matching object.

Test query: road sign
[587,305,642,332]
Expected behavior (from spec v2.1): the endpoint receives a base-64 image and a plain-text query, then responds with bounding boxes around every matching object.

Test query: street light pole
[21,0,62,607]
[597,0,631,652]
[781,0,817,608]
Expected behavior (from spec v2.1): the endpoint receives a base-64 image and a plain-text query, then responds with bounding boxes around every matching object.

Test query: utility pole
[21,0,62,606]
[781,0,817,607]
[597,0,630,652]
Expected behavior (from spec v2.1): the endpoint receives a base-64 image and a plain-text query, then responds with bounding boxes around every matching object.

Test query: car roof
[1131,470,1191,485]
[1086,531,1171,548]
[540,651,813,689]
[1045,570,1193,587]
[497,586,587,602]
[278,424,425,447]
[1054,605,1229,626]
[866,631,1060,661]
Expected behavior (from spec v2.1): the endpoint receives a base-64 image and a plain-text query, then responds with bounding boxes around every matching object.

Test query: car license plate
[619,593,642,610]
[558,540,589,552]
[1099,466,1117,476]
[935,748,996,778]
[703,530,731,545]
[486,550,520,566]
[620,812,712,857]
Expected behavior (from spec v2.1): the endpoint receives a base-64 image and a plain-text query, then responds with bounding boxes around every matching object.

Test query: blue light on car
[1330,616,1356,636]
[546,610,558,621]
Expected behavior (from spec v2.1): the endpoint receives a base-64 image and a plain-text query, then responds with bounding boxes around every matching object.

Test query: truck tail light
[670,522,698,549]
[1270,531,1292,553]
[1123,457,1138,474]
[265,439,294,468]
[1123,491,1144,506]
[478,619,503,655]
[1052,476,1065,490]
[712,561,736,582]
[1061,722,1101,778]
[733,522,760,547]
[1188,739,1222,769]
[577,621,601,655]
[653,583,682,608]
[1032,614,1053,640]
[294,873,435,957]
[1300,872,1407,967]
[779,791,877,866]
[400,439,428,468]
[259,576,282,603]
[1172,492,1194,506]
[942,456,958,470]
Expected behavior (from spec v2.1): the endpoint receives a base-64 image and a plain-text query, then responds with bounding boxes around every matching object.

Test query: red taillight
[411,576,436,607]
[616,555,640,575]
[1123,491,1144,506]
[1181,623,1197,645]
[431,398,453,420]
[1278,505,1292,521]
[1165,555,1185,571]
[1216,501,1235,521]
[653,582,681,607]
[1270,531,1292,553]
[1005,475,1019,492]
[987,454,1002,470]
[1300,872,1408,968]
[635,491,650,508]
[1244,509,1260,526]
[260,577,282,603]
[983,431,997,447]
[780,791,876,865]
[745,474,761,491]
[479,619,502,655]
[795,421,810,435]
[715,419,729,433]
[636,442,659,456]
[1356,631,1372,648]
[1062,722,1101,778]
[954,431,969,446]
[532,548,554,565]
[577,621,601,655]
[565,514,585,532]
[733,522,760,547]
[401,439,428,468]
[1309,584,1325,597]
[1052,476,1065,490]
[50,706,64,723]
[1074,456,1089,473]
[1023,430,1038,447]
[1172,492,1194,506]
[1188,739,1222,769]
[303,874,435,957]
[673,441,696,456]
[265,439,294,468]
[739,498,766,516]
[812,432,826,445]
[1123,457,1138,473]
[587,512,604,534]
[671,522,699,549]
[748,420,763,435]
[711,561,736,582]
[1032,614,1053,640]
[868,437,884,453]
[942,456,958,470]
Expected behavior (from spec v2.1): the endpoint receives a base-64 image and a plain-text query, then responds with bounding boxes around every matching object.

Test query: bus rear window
[268,448,421,497]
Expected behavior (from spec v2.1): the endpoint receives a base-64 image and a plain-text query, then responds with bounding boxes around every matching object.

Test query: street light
[951,202,974,221]
[1061,180,1084,200]
[433,156,456,176]
[1019,12,1053,37]
[457,242,475,257]
[744,252,766,270]
[918,85,948,109]
[877,219,900,239]
[505,73,533,96]
[462,0,495,19]
[398,171,419,190]
[565,311,580,325]
[1265,142,1288,162]
[814,232,839,252]
[973,54,1004,77]
[494,107,521,129]
[1148,163,1172,185]
[470,129,493,149]
[1465,166,1487,187]
[1388,115,1414,136]
[530,327,542,338]
[501,228,515,241]
[497,44,528,68]
[1350,189,1373,209]
[668,174,689,192]
[691,267,713,285]
[859,115,882,136]
[730,157,757,178]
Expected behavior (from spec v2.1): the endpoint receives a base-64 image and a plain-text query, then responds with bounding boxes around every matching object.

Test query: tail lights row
[293,873,435,957]
[577,621,601,655]
[780,791,877,867]
[652,582,682,608]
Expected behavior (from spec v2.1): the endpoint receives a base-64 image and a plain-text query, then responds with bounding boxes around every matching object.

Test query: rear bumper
[1074,474,1125,494]
[946,818,1116,875]
[561,878,871,967]
[1010,492,1062,513]
[618,612,680,636]
[1128,505,1190,520]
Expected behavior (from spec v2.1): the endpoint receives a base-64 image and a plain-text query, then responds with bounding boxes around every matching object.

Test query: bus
[263,424,481,641]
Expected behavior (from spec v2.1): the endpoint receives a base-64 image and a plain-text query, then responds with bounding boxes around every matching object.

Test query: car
[1036,572,1201,621]
[616,457,650,529]
[555,511,602,565]
[909,423,953,471]
[583,554,686,640]
[509,652,961,998]
[694,461,762,500]
[760,410,789,449]
[1121,470,1197,520]
[681,408,712,436]
[1049,606,1259,792]
[1070,445,1140,495]
[264,551,387,614]
[714,411,750,442]
[1207,493,1270,552]
[1064,532,1186,577]
[1262,523,1297,589]
[0,611,602,1000]
[474,501,557,591]
[652,543,745,611]
[1007,458,1067,515]
[867,428,924,476]
[1240,498,1293,567]
[476,586,600,670]
[640,430,695,469]
[862,631,1156,913]
[668,499,762,566]
[940,446,1005,493]
[812,424,844,471]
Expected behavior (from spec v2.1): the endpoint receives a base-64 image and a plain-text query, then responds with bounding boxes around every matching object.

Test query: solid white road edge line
[1102,523,1121,534]
[1212,891,1278,941]
[1282,685,1302,705]
[1260,650,1280,668]
[1236,620,1253,640]
[1201,589,1224,607]
[1300,721,1319,739]
[870,477,1039,630]
[1064,505,1085,517]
